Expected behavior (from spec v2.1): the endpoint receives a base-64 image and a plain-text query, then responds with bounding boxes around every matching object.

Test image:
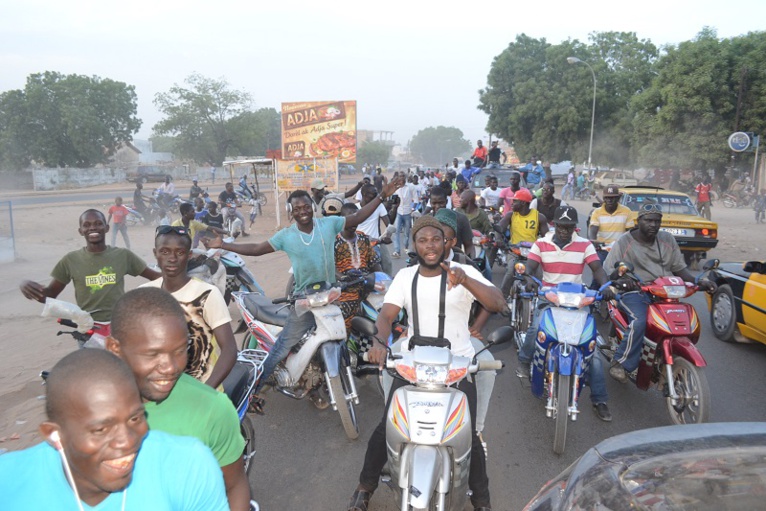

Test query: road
[245,258,766,510]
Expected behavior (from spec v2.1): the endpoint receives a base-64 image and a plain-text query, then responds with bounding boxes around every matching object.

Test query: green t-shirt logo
[85,266,117,292]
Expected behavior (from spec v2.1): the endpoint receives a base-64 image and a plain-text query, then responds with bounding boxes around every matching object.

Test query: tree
[228,107,282,157]
[409,126,471,165]
[153,73,252,165]
[357,140,392,167]
[0,71,141,168]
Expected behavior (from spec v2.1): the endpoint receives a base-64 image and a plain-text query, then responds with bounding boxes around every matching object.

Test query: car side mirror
[743,261,765,274]
[350,316,377,338]
[702,259,720,271]
[486,326,513,346]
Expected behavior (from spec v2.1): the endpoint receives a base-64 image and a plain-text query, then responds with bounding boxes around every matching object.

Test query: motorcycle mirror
[350,316,377,338]
[486,326,513,346]
[743,261,764,274]
[702,259,720,271]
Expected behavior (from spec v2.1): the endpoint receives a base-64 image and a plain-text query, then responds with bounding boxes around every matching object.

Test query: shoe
[515,362,530,379]
[392,251,400,258]
[593,402,612,422]
[347,489,373,511]
[609,362,628,383]
[241,232,250,237]
[308,390,329,410]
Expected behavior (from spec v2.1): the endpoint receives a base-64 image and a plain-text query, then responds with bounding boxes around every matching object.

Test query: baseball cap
[603,185,621,197]
[553,206,578,225]
[513,188,534,203]
[310,178,326,190]
[320,196,344,216]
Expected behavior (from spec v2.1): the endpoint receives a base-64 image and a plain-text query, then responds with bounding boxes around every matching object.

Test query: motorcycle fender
[236,268,255,285]
[666,337,707,367]
[320,341,343,378]
[554,344,575,376]
[406,445,442,509]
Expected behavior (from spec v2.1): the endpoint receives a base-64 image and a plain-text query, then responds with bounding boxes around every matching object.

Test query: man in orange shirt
[472,140,488,167]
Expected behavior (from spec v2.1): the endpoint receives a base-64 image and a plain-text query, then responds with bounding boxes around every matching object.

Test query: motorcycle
[600,259,719,425]
[370,327,509,511]
[722,189,754,209]
[504,241,536,350]
[519,280,603,454]
[192,237,264,304]
[232,275,374,440]
[223,204,245,238]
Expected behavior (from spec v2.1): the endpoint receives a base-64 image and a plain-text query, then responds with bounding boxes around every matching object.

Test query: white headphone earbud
[50,430,62,447]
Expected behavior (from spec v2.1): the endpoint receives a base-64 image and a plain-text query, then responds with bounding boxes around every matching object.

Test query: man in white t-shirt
[355,184,393,275]
[347,215,505,511]
[479,175,502,208]
[391,179,419,258]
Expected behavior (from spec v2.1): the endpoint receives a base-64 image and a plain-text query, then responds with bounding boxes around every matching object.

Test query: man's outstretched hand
[201,232,223,250]
[441,262,467,290]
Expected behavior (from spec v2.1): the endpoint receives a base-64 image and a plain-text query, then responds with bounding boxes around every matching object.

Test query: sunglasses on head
[155,225,190,237]
[639,203,663,215]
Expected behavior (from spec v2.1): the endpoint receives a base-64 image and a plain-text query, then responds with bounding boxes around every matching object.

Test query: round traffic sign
[728,132,751,152]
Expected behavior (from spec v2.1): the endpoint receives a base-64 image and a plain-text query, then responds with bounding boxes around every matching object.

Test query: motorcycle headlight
[552,292,584,308]
[415,364,449,385]
[662,285,687,299]
[514,262,527,275]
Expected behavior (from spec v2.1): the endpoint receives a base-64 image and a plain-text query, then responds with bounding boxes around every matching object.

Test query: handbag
[408,269,451,350]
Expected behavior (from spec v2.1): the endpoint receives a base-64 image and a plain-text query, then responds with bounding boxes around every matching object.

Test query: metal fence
[0,201,16,263]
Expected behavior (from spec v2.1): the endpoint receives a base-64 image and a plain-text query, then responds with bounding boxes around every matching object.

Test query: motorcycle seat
[243,293,289,327]
[222,359,253,412]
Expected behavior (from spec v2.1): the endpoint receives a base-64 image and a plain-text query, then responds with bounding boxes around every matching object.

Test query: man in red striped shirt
[517,206,615,421]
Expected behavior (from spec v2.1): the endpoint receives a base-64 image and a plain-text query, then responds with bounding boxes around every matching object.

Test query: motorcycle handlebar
[476,360,504,371]
[58,318,78,329]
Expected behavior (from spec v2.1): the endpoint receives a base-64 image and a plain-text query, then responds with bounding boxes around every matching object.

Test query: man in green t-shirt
[19,209,160,327]
[107,287,251,511]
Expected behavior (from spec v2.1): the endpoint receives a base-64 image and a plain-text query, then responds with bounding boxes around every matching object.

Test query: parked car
[549,160,573,183]
[618,186,718,268]
[524,422,766,511]
[707,260,766,345]
[594,170,638,189]
[127,166,170,183]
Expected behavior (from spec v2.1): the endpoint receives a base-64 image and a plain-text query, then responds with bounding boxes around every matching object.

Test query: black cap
[553,206,578,225]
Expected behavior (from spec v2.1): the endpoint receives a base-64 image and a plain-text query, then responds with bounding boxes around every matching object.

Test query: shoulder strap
[411,269,447,338]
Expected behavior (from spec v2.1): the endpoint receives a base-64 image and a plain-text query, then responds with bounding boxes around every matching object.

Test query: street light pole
[567,56,596,171]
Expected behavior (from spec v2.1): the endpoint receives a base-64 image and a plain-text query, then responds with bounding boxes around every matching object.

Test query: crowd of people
[5,157,720,511]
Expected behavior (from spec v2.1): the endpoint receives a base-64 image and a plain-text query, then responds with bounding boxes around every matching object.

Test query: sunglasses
[155,225,190,237]
[638,203,663,215]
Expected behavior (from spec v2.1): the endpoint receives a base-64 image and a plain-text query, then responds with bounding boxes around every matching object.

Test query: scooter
[196,237,264,304]
[232,275,374,440]
[367,327,508,511]
[503,241,536,350]
[600,259,719,425]
[519,279,602,454]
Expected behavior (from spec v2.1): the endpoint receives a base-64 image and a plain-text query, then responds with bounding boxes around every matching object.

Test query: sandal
[346,489,373,511]
[248,396,266,415]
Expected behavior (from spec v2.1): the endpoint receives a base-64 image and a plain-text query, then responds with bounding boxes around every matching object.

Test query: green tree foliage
[154,73,252,165]
[0,71,141,168]
[409,126,471,165]
[357,140,393,167]
[228,108,282,157]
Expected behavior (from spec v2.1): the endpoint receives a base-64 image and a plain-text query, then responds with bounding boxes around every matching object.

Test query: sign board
[728,131,751,152]
[281,101,357,163]
[275,158,339,193]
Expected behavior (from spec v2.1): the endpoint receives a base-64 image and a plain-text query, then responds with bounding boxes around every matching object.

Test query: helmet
[321,196,344,216]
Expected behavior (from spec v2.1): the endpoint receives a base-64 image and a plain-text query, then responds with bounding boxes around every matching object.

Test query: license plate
[661,228,688,237]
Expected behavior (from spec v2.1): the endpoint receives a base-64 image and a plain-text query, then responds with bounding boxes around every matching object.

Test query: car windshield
[624,193,698,215]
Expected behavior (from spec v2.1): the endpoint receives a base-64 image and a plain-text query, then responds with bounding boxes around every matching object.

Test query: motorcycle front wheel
[723,198,735,208]
[664,358,710,425]
[553,374,570,455]
[510,282,531,351]
[329,362,359,440]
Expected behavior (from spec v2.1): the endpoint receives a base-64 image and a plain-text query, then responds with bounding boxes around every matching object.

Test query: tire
[329,370,359,440]
[125,213,140,227]
[553,374,570,454]
[240,415,256,475]
[664,358,710,425]
[255,192,268,207]
[723,198,735,208]
[510,282,531,351]
[710,284,737,342]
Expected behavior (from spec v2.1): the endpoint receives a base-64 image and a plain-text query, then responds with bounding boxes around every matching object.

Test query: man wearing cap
[203,176,405,408]
[310,177,364,218]
[604,204,717,383]
[497,188,549,297]
[518,206,615,421]
[588,185,634,258]
[347,215,505,511]
[189,178,203,200]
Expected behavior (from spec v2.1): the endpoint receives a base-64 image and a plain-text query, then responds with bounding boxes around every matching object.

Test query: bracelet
[378,194,387,202]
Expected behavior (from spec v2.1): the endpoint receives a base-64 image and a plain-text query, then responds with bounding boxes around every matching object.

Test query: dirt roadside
[0,183,761,450]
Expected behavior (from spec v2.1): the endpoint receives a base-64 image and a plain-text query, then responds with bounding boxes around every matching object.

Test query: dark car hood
[716,261,754,280]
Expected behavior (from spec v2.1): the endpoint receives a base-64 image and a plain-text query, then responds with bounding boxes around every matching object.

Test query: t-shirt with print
[269,216,345,292]
[604,230,686,284]
[590,204,634,243]
[218,190,238,206]
[141,278,231,383]
[108,204,130,224]
[50,247,147,322]
[0,430,228,511]
[356,203,388,239]
[145,374,245,468]
[384,262,492,358]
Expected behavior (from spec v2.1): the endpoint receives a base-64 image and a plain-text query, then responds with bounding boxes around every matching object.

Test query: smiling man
[0,349,228,510]
[107,287,250,510]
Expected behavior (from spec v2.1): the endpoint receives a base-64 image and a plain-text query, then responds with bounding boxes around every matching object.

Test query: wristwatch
[378,193,387,202]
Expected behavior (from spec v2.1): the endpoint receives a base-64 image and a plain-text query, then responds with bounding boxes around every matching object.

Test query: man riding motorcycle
[347,215,506,511]
[604,203,717,383]
[588,184,634,261]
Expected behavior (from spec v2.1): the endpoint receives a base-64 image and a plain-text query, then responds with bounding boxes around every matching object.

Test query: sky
[2,0,765,150]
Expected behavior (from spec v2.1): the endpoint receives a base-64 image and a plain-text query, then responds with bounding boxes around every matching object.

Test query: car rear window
[624,193,698,216]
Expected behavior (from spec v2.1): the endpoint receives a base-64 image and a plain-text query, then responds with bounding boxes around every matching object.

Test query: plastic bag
[41,298,94,334]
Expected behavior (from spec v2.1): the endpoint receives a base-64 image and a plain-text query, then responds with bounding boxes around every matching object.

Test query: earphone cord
[57,445,127,511]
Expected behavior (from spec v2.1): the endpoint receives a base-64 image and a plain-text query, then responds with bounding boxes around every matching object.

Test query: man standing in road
[391,176,418,258]
[372,167,387,194]
[561,167,576,201]
[19,209,160,335]
[107,196,131,250]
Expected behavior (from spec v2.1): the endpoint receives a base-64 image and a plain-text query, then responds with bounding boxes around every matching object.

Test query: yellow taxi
[707,261,766,345]
[619,186,718,268]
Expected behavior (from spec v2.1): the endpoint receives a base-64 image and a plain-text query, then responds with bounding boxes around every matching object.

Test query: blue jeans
[520,303,608,404]
[393,213,412,254]
[487,162,501,170]
[561,183,574,200]
[256,307,316,392]
[614,291,652,372]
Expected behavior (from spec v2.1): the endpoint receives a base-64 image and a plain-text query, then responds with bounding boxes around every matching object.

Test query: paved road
[244,257,766,510]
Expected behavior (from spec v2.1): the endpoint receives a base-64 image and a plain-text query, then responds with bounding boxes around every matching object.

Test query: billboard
[275,158,339,194]
[281,101,357,163]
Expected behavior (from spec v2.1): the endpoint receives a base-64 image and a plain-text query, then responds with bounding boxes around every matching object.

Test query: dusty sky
[2,0,764,148]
